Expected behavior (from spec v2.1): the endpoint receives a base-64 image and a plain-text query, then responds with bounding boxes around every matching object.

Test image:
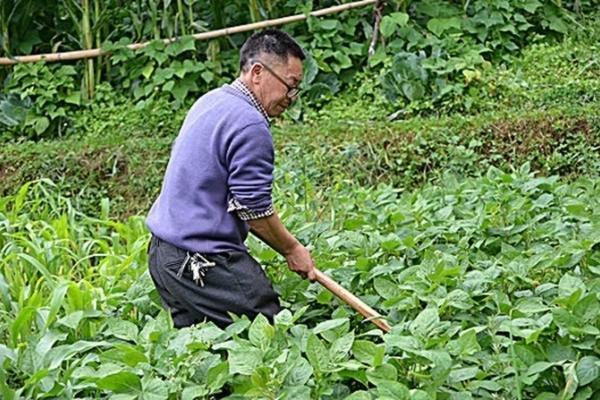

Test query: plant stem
[82,0,95,100]
[177,0,186,35]
[94,0,101,86]
[0,4,9,56]
[188,0,194,30]
[249,0,260,23]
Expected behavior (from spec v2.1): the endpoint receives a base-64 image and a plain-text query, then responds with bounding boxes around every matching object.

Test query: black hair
[239,29,305,72]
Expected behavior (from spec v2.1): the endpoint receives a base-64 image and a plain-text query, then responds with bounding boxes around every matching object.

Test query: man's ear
[250,63,263,84]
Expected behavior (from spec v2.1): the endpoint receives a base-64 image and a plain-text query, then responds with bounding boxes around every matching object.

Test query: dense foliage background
[0,1,599,399]
[1,0,599,139]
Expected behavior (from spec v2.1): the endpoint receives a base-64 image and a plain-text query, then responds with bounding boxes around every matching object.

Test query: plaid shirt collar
[230,79,270,124]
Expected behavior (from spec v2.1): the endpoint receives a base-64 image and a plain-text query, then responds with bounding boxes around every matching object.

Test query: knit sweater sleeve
[225,122,275,221]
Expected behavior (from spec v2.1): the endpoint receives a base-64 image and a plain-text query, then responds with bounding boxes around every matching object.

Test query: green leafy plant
[377,0,586,113]
[1,165,599,398]
[3,63,80,138]
[1,2,598,138]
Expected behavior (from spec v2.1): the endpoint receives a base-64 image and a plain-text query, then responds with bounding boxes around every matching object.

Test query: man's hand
[247,211,317,281]
[284,243,317,282]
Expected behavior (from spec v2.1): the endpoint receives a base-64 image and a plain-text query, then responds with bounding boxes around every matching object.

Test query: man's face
[252,56,303,117]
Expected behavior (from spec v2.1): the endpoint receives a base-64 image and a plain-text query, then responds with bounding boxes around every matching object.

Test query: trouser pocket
[147,235,280,328]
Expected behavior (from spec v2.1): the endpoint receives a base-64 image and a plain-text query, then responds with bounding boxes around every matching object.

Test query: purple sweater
[146,85,273,253]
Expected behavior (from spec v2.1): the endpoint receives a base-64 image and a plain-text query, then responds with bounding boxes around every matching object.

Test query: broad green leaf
[415,350,452,384]
[196,324,226,344]
[402,81,425,101]
[344,391,372,400]
[565,202,589,219]
[469,380,502,392]
[35,330,67,357]
[97,371,141,393]
[103,343,148,367]
[109,393,137,400]
[59,310,103,331]
[384,334,422,352]
[181,385,209,400]
[33,116,50,135]
[228,345,263,376]
[285,356,313,386]
[524,361,555,386]
[576,356,599,386]
[573,294,599,322]
[548,16,568,34]
[319,19,338,30]
[443,290,473,310]
[380,17,397,38]
[448,367,479,383]
[200,71,214,83]
[245,366,271,397]
[376,380,409,399]
[97,363,127,378]
[330,331,355,362]
[64,92,80,106]
[367,364,397,385]
[548,343,577,363]
[515,298,549,315]
[552,308,577,333]
[104,319,139,342]
[427,17,462,36]
[167,36,196,56]
[142,63,155,79]
[409,390,433,400]
[306,333,329,372]
[447,329,481,357]
[374,278,400,300]
[391,13,409,26]
[352,340,384,367]
[46,340,112,370]
[313,318,348,335]
[279,385,312,400]
[249,314,274,349]
[141,376,168,400]
[409,307,440,337]
[274,309,294,326]
[0,345,16,366]
[521,0,542,13]
[334,52,353,70]
[558,274,585,299]
[207,361,229,392]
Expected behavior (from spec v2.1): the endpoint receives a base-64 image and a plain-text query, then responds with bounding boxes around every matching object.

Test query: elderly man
[146,29,316,329]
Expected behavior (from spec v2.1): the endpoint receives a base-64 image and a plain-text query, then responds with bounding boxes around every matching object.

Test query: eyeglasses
[255,61,301,98]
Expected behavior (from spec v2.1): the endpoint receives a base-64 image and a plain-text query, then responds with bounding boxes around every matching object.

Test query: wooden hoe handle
[314,268,391,333]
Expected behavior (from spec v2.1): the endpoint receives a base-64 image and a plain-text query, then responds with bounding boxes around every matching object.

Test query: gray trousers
[147,235,281,328]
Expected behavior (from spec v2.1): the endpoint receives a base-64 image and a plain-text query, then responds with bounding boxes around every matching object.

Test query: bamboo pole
[314,268,392,333]
[0,0,377,65]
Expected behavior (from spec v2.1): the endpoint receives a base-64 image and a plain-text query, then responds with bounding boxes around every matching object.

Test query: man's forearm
[247,212,300,256]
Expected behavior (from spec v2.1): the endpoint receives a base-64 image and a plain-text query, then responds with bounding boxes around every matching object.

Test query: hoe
[314,268,391,333]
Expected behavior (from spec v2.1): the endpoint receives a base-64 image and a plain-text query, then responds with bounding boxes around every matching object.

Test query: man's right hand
[247,211,317,281]
[285,243,317,282]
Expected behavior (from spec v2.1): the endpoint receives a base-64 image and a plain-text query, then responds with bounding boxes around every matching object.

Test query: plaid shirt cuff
[227,198,274,221]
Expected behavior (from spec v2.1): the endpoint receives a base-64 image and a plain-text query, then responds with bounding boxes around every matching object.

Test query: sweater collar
[230,79,270,125]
